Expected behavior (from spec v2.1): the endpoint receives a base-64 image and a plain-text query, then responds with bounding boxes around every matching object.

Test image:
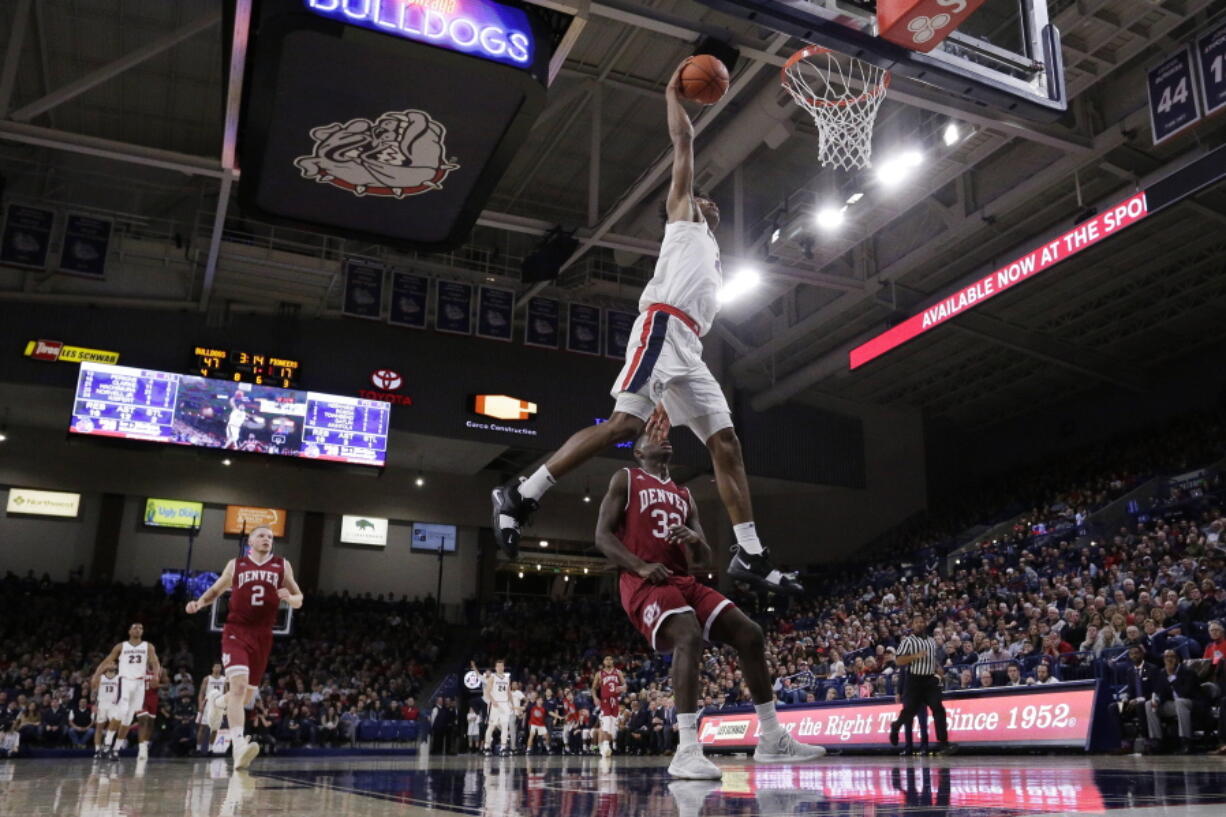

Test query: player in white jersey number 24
[492,58,801,597]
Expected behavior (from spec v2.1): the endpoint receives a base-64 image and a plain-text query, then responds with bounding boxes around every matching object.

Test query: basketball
[678,55,729,105]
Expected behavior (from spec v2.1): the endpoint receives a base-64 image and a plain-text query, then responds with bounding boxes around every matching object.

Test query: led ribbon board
[849,192,1150,369]
[303,0,534,69]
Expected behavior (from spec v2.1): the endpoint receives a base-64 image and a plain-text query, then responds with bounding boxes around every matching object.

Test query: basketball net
[781,46,890,171]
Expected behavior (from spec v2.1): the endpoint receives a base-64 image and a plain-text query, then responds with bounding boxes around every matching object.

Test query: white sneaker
[600,744,612,759]
[667,744,723,779]
[753,731,827,763]
[232,737,260,770]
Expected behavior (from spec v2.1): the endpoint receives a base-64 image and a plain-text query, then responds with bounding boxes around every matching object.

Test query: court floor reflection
[2,754,1226,817]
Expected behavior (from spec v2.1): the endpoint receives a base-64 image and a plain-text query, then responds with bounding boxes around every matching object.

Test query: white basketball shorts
[611,304,732,442]
[600,715,619,735]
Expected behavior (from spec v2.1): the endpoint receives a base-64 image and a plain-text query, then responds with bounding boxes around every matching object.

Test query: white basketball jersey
[118,641,149,680]
[98,676,122,706]
[489,672,510,705]
[205,675,226,698]
[638,220,721,336]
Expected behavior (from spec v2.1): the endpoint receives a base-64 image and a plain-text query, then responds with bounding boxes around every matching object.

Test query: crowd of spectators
[0,576,442,756]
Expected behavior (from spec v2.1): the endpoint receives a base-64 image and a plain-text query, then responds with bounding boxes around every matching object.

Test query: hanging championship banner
[436,280,473,335]
[389,271,429,329]
[605,310,637,361]
[0,204,54,270]
[58,213,112,278]
[567,304,602,356]
[524,297,560,349]
[477,286,514,341]
[343,258,385,319]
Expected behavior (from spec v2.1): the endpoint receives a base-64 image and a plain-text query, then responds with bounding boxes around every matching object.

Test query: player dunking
[596,410,826,778]
[185,525,304,770]
[492,59,798,596]
[223,391,248,449]
[591,656,624,758]
[91,622,160,761]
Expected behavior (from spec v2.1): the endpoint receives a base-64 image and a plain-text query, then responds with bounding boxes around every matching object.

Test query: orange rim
[780,45,891,109]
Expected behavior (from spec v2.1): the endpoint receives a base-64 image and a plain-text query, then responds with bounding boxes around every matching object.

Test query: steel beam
[201,0,252,311]
[0,0,32,116]
[548,0,589,86]
[588,82,601,227]
[10,11,221,122]
[0,120,228,177]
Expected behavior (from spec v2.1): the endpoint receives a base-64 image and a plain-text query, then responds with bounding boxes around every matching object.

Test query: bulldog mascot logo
[294,109,459,198]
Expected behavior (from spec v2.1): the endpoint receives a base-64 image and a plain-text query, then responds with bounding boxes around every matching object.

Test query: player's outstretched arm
[185,559,235,614]
[665,61,698,224]
[594,470,672,585]
[92,644,122,684]
[277,560,305,609]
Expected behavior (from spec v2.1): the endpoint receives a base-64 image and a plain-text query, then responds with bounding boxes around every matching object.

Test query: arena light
[718,267,760,303]
[816,205,845,231]
[517,571,524,578]
[539,540,549,548]
[583,567,589,574]
[846,192,864,205]
[536,563,541,570]
[875,149,923,187]
[222,458,232,466]
[943,122,962,146]
[563,575,569,582]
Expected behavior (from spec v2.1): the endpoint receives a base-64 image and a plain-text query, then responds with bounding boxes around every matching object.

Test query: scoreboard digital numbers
[194,346,301,388]
[71,362,389,467]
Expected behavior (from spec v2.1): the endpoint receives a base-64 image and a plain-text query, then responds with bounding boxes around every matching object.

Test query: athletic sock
[519,466,555,502]
[755,702,783,740]
[104,730,116,748]
[677,713,698,748]
[117,738,127,751]
[734,522,764,555]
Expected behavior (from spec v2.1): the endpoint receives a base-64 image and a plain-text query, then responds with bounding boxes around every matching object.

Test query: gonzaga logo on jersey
[294,109,460,198]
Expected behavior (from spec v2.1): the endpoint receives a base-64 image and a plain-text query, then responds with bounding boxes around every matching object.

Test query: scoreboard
[193,346,301,388]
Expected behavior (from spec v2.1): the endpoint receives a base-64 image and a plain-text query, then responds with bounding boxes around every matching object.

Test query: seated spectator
[319,706,340,747]
[1004,664,1024,686]
[67,697,94,750]
[1204,621,1226,664]
[40,697,68,747]
[172,692,197,756]
[1146,650,1200,753]
[1029,663,1058,685]
[977,669,994,689]
[15,703,42,750]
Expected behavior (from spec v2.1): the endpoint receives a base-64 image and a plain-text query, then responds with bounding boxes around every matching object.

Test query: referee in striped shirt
[890,613,956,754]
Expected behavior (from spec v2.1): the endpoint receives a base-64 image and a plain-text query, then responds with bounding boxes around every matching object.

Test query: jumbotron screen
[70,362,390,466]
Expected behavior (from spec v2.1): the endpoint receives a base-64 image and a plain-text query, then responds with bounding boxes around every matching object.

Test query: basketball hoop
[781,46,890,171]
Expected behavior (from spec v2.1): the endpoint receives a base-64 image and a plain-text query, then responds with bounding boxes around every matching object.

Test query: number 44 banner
[1148,45,1201,145]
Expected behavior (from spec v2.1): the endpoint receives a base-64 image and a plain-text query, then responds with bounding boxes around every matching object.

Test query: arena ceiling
[1,0,1225,431]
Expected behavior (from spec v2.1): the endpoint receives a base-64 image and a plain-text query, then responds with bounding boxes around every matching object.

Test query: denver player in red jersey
[185,526,303,770]
[591,656,625,757]
[596,408,826,779]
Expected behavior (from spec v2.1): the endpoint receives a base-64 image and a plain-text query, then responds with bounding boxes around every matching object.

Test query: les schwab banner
[224,505,287,537]
[699,684,1096,750]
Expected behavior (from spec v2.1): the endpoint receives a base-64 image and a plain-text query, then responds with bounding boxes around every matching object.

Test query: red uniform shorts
[221,624,273,687]
[619,574,735,652]
[138,686,159,718]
